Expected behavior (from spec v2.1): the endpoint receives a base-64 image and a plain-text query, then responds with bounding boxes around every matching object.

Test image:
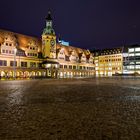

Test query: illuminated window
[135,48,140,52]
[129,48,134,52]
[135,53,140,56]
[136,62,140,64]
[129,65,135,69]
[129,53,134,56]
[136,65,140,69]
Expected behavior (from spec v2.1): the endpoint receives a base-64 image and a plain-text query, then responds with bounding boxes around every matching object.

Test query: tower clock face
[50,39,55,47]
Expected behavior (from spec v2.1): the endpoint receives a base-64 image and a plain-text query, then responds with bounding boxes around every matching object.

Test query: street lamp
[13,48,17,80]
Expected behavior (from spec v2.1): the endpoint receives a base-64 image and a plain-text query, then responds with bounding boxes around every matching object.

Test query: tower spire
[43,10,55,35]
[46,11,52,21]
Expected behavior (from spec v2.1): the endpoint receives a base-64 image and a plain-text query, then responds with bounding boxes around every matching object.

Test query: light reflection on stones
[7,89,23,106]
[0,78,140,139]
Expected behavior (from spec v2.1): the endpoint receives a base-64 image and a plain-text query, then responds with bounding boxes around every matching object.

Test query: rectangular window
[73,66,76,69]
[65,56,70,61]
[0,60,7,66]
[6,50,8,53]
[21,62,27,67]
[10,61,17,66]
[60,65,63,68]
[129,48,134,52]
[136,62,140,64]
[135,53,140,56]
[80,66,82,70]
[129,53,135,56]
[135,48,140,52]
[30,62,36,68]
[64,65,67,69]
[129,65,135,69]
[69,65,72,69]
[2,50,5,53]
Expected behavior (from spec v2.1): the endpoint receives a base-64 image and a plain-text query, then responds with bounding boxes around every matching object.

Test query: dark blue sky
[0,0,140,50]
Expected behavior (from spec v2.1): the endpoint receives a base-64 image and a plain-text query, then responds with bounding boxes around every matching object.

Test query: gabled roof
[0,29,42,51]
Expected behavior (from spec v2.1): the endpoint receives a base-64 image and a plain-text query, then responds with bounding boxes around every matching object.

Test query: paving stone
[0,78,140,139]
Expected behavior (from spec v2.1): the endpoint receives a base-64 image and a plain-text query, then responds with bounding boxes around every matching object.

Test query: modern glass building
[123,45,140,74]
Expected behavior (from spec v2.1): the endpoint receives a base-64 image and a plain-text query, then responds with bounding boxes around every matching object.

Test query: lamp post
[13,48,17,80]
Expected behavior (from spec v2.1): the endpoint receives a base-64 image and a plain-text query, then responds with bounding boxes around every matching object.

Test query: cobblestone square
[0,77,140,140]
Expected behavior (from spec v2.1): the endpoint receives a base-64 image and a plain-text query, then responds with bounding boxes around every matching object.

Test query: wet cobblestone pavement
[0,77,140,140]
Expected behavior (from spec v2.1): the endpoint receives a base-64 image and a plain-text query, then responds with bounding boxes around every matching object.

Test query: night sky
[0,0,140,50]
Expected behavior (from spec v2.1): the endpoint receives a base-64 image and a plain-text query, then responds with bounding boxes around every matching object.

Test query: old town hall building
[0,11,95,79]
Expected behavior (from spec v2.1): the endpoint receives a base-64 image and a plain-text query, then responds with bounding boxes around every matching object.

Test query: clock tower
[42,11,56,58]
